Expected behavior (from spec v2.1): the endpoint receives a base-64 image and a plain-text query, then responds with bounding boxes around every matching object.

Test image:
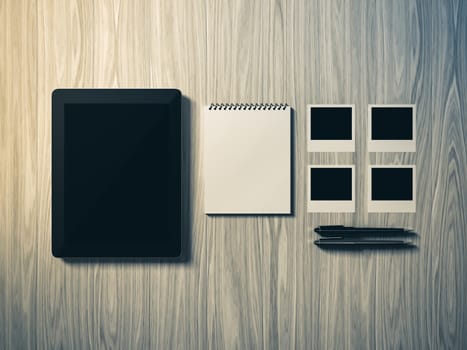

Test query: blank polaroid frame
[307,104,355,152]
[308,165,355,212]
[368,104,416,152]
[368,165,416,213]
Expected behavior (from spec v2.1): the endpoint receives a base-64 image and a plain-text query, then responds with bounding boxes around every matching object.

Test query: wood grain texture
[0,1,6,346]
[0,1,38,349]
[299,1,357,349]
[431,0,467,348]
[368,0,433,349]
[37,1,94,349]
[147,0,207,349]
[205,1,267,349]
[0,0,466,349]
[206,2,267,348]
[206,1,296,349]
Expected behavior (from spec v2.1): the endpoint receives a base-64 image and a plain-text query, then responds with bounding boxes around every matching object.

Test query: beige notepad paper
[204,104,291,214]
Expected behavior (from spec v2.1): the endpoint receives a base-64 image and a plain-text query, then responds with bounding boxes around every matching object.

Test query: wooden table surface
[1,0,466,349]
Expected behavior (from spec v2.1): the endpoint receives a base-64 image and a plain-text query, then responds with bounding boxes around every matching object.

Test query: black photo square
[371,167,413,200]
[308,166,355,212]
[368,104,416,152]
[308,105,355,152]
[368,166,416,213]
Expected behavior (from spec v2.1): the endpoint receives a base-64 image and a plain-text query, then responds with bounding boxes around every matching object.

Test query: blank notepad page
[204,104,291,214]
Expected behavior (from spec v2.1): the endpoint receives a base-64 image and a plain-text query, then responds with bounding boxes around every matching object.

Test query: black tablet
[52,89,181,257]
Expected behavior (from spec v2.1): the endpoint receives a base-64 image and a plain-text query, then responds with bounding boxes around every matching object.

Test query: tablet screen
[52,90,181,257]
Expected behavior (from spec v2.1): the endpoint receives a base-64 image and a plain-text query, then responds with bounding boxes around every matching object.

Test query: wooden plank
[431,0,467,348]
[206,1,288,348]
[206,2,262,349]
[36,1,94,348]
[147,0,207,349]
[0,1,38,349]
[368,0,433,348]
[0,2,9,348]
[295,0,360,349]
[285,1,313,348]
[347,0,378,348]
[256,1,297,349]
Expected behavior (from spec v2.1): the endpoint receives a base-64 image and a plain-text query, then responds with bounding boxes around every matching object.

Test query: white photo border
[308,165,355,213]
[307,104,355,152]
[368,165,416,213]
[368,104,416,152]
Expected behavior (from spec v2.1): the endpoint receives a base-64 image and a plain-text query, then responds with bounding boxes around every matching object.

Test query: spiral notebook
[204,103,291,214]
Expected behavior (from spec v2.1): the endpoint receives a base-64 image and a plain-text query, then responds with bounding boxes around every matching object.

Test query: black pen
[314,239,414,248]
[314,225,411,236]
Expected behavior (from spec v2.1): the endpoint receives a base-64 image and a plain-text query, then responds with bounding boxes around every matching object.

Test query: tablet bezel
[52,89,182,257]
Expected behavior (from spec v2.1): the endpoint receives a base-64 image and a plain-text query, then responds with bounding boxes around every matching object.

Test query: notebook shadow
[63,95,193,265]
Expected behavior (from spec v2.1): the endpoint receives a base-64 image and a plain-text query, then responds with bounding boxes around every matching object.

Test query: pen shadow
[316,244,419,253]
[63,95,193,265]
[316,231,419,239]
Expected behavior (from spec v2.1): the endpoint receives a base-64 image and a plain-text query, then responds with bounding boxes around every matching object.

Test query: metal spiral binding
[208,103,288,110]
